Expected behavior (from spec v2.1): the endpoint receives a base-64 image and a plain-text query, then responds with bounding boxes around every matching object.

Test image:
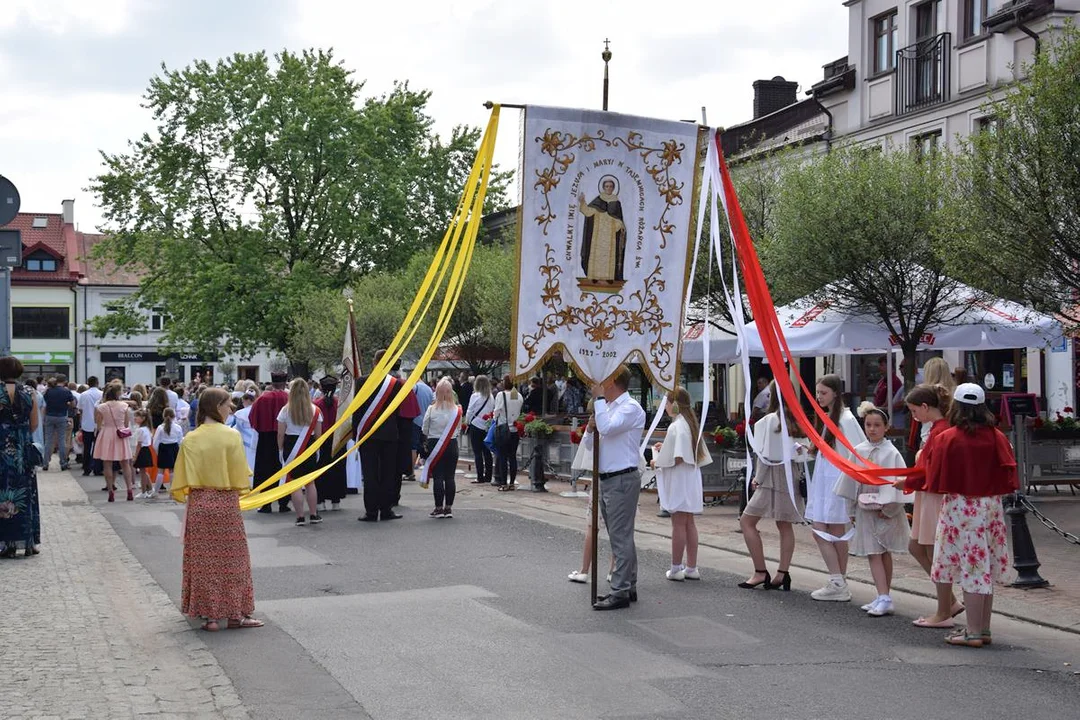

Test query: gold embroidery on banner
[521,244,675,384]
[524,127,687,385]
[532,130,686,249]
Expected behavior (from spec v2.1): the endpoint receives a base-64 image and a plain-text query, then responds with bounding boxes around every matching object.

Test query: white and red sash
[420,407,462,487]
[353,375,398,444]
[284,409,321,480]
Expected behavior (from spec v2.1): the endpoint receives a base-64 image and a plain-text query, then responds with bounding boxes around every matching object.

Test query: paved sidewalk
[455,470,1080,633]
[0,469,249,720]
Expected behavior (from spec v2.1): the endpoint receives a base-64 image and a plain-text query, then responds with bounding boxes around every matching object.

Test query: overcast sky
[0,0,849,232]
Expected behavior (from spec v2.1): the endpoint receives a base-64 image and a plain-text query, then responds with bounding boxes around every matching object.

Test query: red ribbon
[715,133,918,485]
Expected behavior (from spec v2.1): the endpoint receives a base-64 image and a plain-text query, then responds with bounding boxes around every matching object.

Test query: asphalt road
[82,475,1080,720]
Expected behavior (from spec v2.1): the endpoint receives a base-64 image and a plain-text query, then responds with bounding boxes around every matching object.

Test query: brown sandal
[227,616,264,629]
[201,620,220,632]
[944,630,983,648]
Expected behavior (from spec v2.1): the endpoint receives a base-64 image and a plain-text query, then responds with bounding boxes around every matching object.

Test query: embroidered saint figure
[578,175,627,283]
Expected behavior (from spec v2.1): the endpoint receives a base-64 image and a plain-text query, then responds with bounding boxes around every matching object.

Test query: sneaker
[683,567,701,581]
[133,491,147,499]
[430,508,443,518]
[295,517,306,526]
[146,491,157,499]
[666,567,686,582]
[443,507,453,519]
[309,515,323,524]
[860,601,876,612]
[811,581,852,602]
[867,597,894,617]
[568,571,589,583]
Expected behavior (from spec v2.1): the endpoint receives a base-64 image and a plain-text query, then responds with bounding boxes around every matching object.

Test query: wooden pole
[591,40,612,606]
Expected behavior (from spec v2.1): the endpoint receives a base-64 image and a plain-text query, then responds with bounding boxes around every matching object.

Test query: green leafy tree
[951,23,1080,323]
[764,146,974,386]
[88,49,509,365]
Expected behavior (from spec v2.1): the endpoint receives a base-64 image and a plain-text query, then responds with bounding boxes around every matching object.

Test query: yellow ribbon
[237,107,501,510]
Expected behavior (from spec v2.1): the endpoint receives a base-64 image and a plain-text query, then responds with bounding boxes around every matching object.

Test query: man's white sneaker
[683,567,701,580]
[666,567,686,581]
[568,571,589,583]
[810,581,852,602]
[133,491,147,499]
[146,490,157,499]
[867,597,894,617]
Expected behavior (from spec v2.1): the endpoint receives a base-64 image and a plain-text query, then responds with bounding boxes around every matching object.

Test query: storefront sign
[99,351,214,363]
[17,351,74,363]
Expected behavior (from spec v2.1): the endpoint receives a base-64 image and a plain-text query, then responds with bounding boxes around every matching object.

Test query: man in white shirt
[159,376,179,410]
[77,376,104,476]
[751,376,772,422]
[582,365,646,611]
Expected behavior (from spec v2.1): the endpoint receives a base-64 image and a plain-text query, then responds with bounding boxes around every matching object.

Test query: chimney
[62,199,75,225]
[752,76,799,119]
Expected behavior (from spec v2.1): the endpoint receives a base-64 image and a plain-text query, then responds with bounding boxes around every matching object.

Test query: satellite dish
[0,176,20,226]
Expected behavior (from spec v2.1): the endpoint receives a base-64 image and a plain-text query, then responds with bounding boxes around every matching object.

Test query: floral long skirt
[930,494,1009,595]
[181,488,255,620]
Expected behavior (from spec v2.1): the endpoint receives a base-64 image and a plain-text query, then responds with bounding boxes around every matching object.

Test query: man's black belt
[598,467,637,481]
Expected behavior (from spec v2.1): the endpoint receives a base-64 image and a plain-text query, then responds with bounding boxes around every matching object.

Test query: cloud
[1,0,849,231]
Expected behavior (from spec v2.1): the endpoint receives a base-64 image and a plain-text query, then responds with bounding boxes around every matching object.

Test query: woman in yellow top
[171,387,262,632]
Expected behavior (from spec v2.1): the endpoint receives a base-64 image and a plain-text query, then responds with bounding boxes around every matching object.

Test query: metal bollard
[1006,493,1049,588]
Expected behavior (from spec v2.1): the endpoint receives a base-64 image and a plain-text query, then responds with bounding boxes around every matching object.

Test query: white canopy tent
[682,282,1064,360]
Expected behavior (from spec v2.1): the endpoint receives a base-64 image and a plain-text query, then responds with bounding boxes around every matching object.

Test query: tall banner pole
[590,39,613,606]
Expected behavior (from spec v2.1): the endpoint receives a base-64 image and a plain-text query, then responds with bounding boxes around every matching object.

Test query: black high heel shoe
[738,569,771,589]
[767,570,792,591]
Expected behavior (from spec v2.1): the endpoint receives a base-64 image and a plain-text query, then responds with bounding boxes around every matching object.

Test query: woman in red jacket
[924,383,1018,648]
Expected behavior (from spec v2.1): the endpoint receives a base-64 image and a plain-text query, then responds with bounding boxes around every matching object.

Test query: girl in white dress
[806,374,867,602]
[652,387,712,581]
[838,402,910,616]
[740,383,811,591]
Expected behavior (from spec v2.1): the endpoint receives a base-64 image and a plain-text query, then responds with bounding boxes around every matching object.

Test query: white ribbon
[354,375,395,442]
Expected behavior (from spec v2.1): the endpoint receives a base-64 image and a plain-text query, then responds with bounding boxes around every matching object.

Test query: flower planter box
[1032,430,1080,442]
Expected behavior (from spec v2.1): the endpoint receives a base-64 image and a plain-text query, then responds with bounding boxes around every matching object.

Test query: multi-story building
[76,231,278,387]
[1,200,82,380]
[1,198,278,385]
[719,0,1080,414]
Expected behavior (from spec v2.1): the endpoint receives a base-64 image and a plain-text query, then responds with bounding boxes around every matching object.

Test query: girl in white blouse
[740,383,810,591]
[652,387,712,581]
[420,378,461,518]
[463,375,495,484]
[807,374,867,603]
[492,374,525,489]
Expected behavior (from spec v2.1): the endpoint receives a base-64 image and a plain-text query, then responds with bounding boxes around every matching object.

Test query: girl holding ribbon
[420,378,463,519]
[806,374,867,603]
[277,379,323,527]
[838,402,910,617]
[739,382,810,591]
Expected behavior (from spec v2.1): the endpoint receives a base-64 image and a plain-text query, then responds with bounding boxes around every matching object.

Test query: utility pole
[0,176,23,358]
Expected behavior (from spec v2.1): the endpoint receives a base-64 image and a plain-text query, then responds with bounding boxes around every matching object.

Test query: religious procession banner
[512,106,706,392]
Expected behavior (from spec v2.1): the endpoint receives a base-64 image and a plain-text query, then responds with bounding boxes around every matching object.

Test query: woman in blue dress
[0,356,41,558]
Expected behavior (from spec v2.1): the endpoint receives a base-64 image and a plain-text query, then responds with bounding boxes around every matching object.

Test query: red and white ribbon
[354,375,397,443]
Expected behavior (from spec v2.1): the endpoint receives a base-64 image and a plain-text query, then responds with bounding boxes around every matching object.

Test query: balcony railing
[895,32,951,116]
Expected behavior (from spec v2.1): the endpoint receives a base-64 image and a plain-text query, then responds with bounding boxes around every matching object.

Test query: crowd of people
[0,352,1020,646]
[736,358,1017,648]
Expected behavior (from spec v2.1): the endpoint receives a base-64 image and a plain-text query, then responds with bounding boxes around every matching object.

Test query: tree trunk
[901,342,919,395]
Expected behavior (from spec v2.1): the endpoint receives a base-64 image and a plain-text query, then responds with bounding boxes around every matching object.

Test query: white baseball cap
[953,383,986,406]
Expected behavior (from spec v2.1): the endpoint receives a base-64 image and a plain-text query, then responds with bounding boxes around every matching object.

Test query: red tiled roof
[1,212,80,284]
[77,232,145,286]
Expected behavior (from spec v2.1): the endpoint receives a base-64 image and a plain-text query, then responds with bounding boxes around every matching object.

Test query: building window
[31,217,48,229]
[963,0,990,40]
[976,115,999,134]
[104,366,126,384]
[23,251,58,272]
[872,11,899,74]
[911,130,942,159]
[237,365,260,381]
[150,308,167,331]
[12,307,70,339]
